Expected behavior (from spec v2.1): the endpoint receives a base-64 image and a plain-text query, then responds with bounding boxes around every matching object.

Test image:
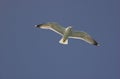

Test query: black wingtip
[93,40,100,46]
[34,24,44,28]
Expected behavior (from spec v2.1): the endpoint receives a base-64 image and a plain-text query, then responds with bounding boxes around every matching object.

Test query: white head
[67,26,72,28]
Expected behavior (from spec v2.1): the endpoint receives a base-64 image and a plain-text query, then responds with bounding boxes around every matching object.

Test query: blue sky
[0,0,120,79]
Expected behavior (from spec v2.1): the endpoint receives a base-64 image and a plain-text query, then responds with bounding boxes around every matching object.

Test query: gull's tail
[59,38,68,45]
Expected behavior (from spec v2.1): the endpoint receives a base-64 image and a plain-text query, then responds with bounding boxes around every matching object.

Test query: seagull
[35,22,99,46]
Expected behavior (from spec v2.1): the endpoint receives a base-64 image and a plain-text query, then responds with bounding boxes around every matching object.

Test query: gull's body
[35,22,99,46]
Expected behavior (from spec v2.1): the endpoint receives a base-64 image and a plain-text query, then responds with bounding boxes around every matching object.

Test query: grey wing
[49,23,65,35]
[69,31,99,46]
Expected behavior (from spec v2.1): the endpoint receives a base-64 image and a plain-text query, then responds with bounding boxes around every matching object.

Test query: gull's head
[34,23,50,29]
[66,26,72,30]
[68,26,72,28]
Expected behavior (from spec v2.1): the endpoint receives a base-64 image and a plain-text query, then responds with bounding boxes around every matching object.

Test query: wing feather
[48,22,65,35]
[69,31,99,46]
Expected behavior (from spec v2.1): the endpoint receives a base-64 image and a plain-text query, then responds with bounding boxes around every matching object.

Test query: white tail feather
[59,38,68,44]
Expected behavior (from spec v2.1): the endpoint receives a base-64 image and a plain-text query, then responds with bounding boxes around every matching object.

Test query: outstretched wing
[48,23,65,35]
[69,31,99,46]
[37,22,65,35]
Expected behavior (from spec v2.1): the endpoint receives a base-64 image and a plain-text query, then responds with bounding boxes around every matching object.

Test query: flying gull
[35,22,99,46]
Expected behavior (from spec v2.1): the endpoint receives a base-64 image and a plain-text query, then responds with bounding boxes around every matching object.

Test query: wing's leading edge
[69,31,99,46]
[36,22,65,35]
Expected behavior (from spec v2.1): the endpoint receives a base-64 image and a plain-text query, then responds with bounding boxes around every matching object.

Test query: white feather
[59,38,68,44]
